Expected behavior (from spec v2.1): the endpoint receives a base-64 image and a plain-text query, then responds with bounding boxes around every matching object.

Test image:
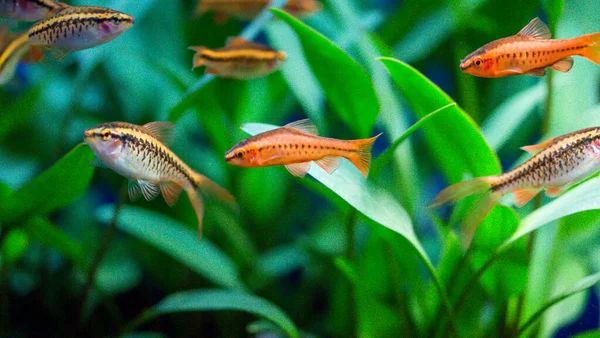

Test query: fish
[28,5,134,62]
[84,121,234,235]
[225,119,381,178]
[195,0,321,23]
[460,17,600,78]
[189,37,287,79]
[431,126,600,245]
[0,29,31,85]
[0,0,62,21]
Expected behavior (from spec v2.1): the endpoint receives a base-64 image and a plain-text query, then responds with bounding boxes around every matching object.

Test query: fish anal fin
[160,181,184,206]
[525,68,546,77]
[283,119,318,135]
[205,67,219,75]
[512,188,541,207]
[521,137,556,154]
[142,121,175,146]
[545,186,564,198]
[315,156,342,174]
[138,180,160,201]
[517,17,551,39]
[213,12,229,24]
[550,57,574,72]
[348,133,382,178]
[284,162,311,177]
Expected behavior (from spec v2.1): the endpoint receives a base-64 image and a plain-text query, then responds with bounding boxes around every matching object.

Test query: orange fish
[189,37,286,79]
[195,0,321,23]
[460,17,600,78]
[225,119,381,178]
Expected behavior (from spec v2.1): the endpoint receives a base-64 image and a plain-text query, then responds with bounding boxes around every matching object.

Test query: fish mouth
[84,129,94,140]
[459,62,469,71]
[224,151,235,162]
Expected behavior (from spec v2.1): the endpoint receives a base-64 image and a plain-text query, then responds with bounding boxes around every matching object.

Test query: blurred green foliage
[2,0,600,337]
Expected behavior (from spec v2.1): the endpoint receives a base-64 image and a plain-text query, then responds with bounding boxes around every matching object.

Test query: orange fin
[188,46,206,70]
[205,67,219,75]
[525,68,546,77]
[315,156,341,174]
[348,133,382,178]
[283,119,318,135]
[550,57,574,72]
[193,173,235,204]
[513,188,541,207]
[517,17,551,39]
[285,162,311,177]
[160,181,184,206]
[213,12,229,24]
[582,32,600,66]
[431,177,493,207]
[520,137,556,154]
[226,36,249,47]
[185,187,205,238]
[545,186,564,198]
[142,121,175,146]
[194,2,209,17]
[29,45,46,63]
[462,192,502,247]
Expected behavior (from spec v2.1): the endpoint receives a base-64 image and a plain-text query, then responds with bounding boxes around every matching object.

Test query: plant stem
[346,209,357,337]
[78,185,127,328]
[422,258,459,337]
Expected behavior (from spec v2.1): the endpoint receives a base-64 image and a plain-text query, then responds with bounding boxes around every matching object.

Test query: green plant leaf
[108,206,245,290]
[0,144,95,222]
[517,271,600,336]
[25,217,87,269]
[151,289,298,338]
[272,9,380,137]
[379,57,501,182]
[1,229,29,265]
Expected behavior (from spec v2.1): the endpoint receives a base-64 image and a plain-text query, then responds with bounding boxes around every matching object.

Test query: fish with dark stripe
[195,0,321,22]
[432,127,600,245]
[84,121,234,235]
[0,0,61,21]
[28,4,134,61]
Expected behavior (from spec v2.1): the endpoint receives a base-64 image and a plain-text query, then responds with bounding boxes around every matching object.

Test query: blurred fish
[225,119,381,178]
[84,121,234,236]
[0,0,62,21]
[432,127,600,245]
[195,0,321,23]
[460,17,600,78]
[28,5,134,62]
[189,37,286,79]
[0,29,31,85]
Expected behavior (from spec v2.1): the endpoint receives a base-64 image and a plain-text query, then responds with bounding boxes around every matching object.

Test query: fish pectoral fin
[284,162,311,177]
[29,45,47,63]
[48,48,70,62]
[90,157,108,168]
[525,68,546,77]
[160,181,184,206]
[137,180,160,201]
[142,122,175,146]
[545,186,565,198]
[315,156,342,174]
[128,180,141,201]
[512,188,541,207]
[517,17,551,39]
[205,67,220,75]
[283,119,318,136]
[520,137,557,154]
[550,57,574,72]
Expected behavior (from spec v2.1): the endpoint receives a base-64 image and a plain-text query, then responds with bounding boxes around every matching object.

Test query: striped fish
[225,119,381,177]
[28,5,134,61]
[189,37,286,79]
[0,0,61,21]
[460,17,600,77]
[0,29,30,85]
[84,121,234,235]
[432,127,600,244]
[195,0,321,22]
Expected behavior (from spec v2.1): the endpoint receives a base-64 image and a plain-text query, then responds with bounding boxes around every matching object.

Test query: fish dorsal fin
[285,162,311,177]
[226,37,250,47]
[160,181,184,206]
[512,188,541,207]
[315,156,342,174]
[550,57,574,72]
[143,122,175,146]
[225,36,274,51]
[282,119,318,135]
[520,137,557,154]
[517,18,551,39]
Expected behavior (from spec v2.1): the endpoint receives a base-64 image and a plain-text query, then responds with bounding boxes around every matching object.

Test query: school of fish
[3,8,600,242]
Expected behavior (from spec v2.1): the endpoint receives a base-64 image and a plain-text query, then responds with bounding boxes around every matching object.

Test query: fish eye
[474,58,482,66]
[101,129,111,140]
[236,151,244,158]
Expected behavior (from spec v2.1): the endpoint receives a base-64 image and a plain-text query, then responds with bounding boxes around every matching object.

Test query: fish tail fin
[188,46,206,70]
[186,172,235,237]
[348,133,382,178]
[581,32,600,65]
[430,176,500,247]
[194,1,209,17]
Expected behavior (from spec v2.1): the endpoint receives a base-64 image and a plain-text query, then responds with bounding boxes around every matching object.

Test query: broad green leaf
[272,9,380,137]
[151,289,298,338]
[503,176,600,248]
[518,268,599,336]
[1,229,29,265]
[0,144,95,222]
[240,122,426,259]
[25,217,87,269]
[380,58,501,182]
[107,206,245,290]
